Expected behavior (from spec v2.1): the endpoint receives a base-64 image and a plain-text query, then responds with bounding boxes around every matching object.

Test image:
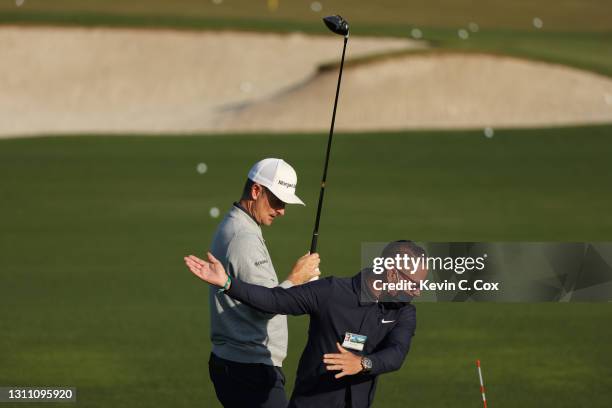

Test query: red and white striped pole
[476,359,488,408]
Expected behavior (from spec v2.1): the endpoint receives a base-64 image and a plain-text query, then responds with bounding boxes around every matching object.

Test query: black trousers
[209,353,288,408]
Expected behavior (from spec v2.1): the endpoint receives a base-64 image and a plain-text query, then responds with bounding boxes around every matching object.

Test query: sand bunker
[222,53,612,131]
[0,26,419,137]
[1,26,611,137]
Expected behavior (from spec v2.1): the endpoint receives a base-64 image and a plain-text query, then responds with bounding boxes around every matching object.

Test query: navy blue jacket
[226,272,417,408]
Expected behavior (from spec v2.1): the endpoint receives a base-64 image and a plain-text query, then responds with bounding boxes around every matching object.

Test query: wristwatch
[361,356,372,373]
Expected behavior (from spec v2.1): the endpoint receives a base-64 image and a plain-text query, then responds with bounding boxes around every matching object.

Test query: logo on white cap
[248,158,305,206]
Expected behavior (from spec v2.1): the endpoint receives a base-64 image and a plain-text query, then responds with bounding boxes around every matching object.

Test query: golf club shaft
[310,35,348,254]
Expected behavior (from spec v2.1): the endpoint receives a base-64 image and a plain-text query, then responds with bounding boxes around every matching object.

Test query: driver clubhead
[323,15,349,36]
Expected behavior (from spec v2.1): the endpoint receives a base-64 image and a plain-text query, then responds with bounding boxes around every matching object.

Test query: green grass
[1,127,612,407]
[1,1,612,77]
[2,0,611,31]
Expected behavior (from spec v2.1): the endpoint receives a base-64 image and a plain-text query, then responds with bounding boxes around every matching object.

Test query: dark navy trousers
[209,353,288,408]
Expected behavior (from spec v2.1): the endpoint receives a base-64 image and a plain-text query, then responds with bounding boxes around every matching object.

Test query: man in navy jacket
[185,241,426,408]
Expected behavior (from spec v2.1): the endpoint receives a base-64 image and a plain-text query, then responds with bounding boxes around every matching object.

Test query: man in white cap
[206,158,320,408]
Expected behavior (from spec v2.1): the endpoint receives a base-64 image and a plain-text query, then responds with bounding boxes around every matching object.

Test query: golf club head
[323,15,349,37]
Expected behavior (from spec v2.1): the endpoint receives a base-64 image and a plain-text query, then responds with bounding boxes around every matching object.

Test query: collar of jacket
[233,201,260,226]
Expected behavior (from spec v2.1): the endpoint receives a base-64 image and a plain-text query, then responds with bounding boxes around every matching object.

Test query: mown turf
[1,127,612,407]
[2,0,611,31]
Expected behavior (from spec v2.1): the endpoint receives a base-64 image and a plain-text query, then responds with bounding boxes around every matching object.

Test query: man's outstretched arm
[185,252,327,316]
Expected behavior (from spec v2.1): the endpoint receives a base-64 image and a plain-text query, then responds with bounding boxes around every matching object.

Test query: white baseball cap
[248,158,305,206]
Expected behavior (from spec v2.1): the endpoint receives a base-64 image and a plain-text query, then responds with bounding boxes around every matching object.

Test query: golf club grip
[310,233,318,254]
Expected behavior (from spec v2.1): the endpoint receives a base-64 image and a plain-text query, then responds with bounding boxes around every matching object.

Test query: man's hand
[184,252,229,288]
[287,253,321,285]
[323,343,364,379]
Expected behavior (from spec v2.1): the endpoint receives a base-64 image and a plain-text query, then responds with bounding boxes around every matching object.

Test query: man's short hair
[241,178,256,201]
[382,240,426,259]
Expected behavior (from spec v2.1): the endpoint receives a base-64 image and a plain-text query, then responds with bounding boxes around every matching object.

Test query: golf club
[309,15,349,255]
